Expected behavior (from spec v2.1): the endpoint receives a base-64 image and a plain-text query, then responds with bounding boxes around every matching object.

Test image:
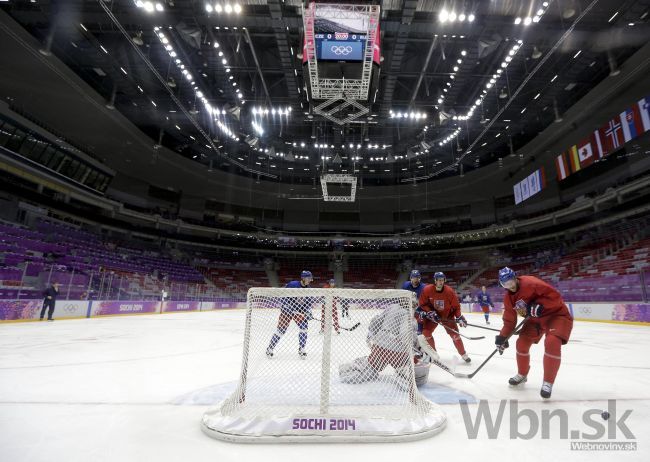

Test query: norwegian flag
[601,118,624,153]
[620,107,644,142]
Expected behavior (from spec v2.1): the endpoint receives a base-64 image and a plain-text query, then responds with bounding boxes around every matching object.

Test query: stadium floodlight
[439,9,449,22]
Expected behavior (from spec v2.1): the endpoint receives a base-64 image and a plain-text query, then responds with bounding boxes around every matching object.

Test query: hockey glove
[425,310,441,323]
[414,307,427,322]
[495,335,509,355]
[526,303,544,318]
[455,315,468,328]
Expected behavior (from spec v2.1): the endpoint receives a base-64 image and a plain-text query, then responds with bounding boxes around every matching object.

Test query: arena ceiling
[2,0,649,186]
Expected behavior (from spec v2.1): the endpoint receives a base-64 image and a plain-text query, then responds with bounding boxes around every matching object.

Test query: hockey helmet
[498,267,516,287]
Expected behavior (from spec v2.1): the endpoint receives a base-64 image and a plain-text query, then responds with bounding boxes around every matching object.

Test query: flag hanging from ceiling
[552,94,649,185]
[514,167,546,204]
[514,182,523,205]
[620,108,644,142]
[555,152,570,180]
[593,129,605,158]
[601,117,624,154]
[577,137,594,169]
[638,96,650,132]
[568,145,581,173]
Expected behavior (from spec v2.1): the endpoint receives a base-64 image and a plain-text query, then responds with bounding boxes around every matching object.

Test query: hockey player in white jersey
[339,304,430,389]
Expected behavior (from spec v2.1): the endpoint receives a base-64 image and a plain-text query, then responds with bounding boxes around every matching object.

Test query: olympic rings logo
[63,303,77,313]
[330,45,353,55]
[579,307,592,314]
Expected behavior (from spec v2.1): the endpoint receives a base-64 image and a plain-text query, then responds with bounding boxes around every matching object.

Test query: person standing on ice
[476,286,494,325]
[495,267,574,399]
[416,272,471,363]
[402,269,426,334]
[40,282,60,321]
[266,270,314,359]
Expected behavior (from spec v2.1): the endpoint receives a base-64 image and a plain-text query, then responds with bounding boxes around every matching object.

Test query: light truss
[303,2,380,124]
[320,174,358,202]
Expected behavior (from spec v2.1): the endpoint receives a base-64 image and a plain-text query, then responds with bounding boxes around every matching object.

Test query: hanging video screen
[314,4,369,62]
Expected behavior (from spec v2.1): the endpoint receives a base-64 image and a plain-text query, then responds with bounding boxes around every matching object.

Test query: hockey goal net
[201,287,446,443]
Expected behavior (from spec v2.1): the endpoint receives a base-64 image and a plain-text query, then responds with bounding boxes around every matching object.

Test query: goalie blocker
[202,288,446,443]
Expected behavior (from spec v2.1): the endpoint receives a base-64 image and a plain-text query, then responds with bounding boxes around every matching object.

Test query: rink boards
[0,298,649,324]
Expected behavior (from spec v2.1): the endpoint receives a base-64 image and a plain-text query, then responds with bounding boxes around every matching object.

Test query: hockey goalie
[338,304,431,388]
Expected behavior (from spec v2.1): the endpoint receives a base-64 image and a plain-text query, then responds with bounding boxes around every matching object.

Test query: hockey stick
[464,322,501,333]
[429,358,459,377]
[453,316,529,379]
[432,319,485,340]
[308,315,361,332]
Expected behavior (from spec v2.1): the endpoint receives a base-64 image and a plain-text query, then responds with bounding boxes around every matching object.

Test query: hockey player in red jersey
[495,267,574,399]
[320,278,340,334]
[416,272,471,363]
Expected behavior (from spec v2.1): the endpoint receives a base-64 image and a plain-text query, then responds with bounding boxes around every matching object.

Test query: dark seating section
[276,257,332,286]
[345,259,399,289]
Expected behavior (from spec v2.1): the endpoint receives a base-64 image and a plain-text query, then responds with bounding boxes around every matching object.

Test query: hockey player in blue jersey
[476,285,494,324]
[266,270,314,359]
[402,270,426,334]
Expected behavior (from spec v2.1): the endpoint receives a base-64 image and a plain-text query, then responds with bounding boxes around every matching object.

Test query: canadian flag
[577,138,594,168]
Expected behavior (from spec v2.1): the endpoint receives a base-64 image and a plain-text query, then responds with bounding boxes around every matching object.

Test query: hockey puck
[601,411,610,420]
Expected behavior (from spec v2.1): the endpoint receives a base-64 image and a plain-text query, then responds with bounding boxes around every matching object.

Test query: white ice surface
[0,311,648,461]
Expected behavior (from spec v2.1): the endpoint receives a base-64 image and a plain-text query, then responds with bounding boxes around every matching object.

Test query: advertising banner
[162,301,201,313]
[0,299,88,321]
[90,301,161,317]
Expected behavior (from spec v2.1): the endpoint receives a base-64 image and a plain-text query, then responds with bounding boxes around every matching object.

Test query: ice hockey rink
[0,310,648,462]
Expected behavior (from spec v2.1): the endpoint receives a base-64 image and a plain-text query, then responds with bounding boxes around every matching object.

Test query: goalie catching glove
[495,335,509,355]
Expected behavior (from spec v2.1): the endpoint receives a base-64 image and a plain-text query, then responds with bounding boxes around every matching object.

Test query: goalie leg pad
[417,334,440,361]
[339,356,379,384]
[414,363,431,387]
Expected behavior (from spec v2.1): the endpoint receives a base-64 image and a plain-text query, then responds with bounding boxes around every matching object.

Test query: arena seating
[344,259,399,289]
[1,216,648,303]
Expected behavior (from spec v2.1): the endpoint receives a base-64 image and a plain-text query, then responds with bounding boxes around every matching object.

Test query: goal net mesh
[201,288,446,442]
